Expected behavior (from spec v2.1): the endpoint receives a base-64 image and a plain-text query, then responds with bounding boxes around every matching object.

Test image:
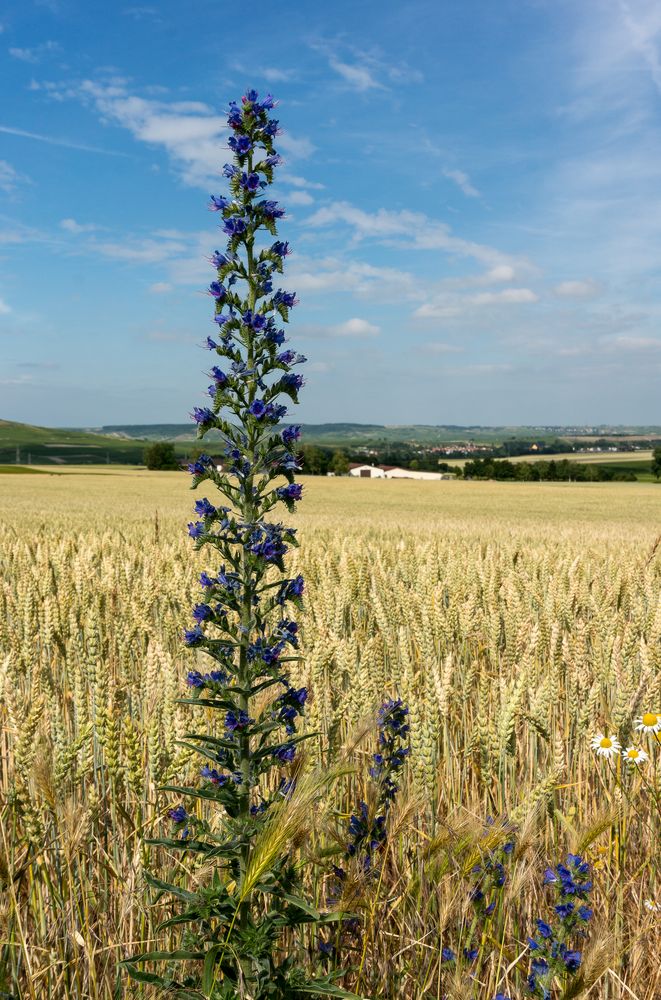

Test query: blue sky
[1,0,660,427]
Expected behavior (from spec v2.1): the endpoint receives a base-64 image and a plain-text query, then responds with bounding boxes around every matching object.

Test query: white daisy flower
[590,734,621,759]
[644,899,660,913]
[634,713,661,735]
[622,746,649,766]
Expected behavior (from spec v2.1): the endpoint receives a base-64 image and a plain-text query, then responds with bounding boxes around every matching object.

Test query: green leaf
[121,949,204,964]
[144,873,199,903]
[202,943,223,994]
[294,979,364,998]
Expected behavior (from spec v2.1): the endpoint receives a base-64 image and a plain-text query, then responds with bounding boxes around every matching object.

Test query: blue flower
[192,603,213,623]
[222,215,247,236]
[209,194,232,212]
[463,948,478,962]
[563,949,582,972]
[240,171,261,192]
[186,670,204,687]
[536,918,553,939]
[187,454,213,476]
[555,902,574,919]
[183,626,204,647]
[271,240,290,257]
[222,164,239,178]
[273,289,297,308]
[227,101,242,128]
[249,400,266,419]
[277,483,303,502]
[225,710,254,732]
[188,521,204,539]
[213,313,231,326]
[201,766,228,786]
[578,905,593,921]
[194,497,216,517]
[168,806,188,824]
[276,574,305,604]
[209,281,226,300]
[210,366,228,386]
[441,947,455,963]
[260,199,285,219]
[282,425,301,446]
[228,134,252,155]
[281,372,304,391]
[192,406,215,425]
[273,742,296,763]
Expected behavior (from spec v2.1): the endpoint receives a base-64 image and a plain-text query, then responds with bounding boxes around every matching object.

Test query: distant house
[383,466,452,481]
[348,463,386,478]
[348,463,454,481]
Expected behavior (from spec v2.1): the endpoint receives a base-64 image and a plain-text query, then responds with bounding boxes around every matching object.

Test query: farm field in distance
[1,471,660,999]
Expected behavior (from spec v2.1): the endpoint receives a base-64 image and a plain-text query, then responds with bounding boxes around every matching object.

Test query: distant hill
[2,419,660,466]
[95,422,661,447]
[0,419,151,465]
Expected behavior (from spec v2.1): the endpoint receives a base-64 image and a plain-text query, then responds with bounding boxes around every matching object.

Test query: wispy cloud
[328,57,384,92]
[0,123,128,156]
[414,287,539,319]
[0,160,28,193]
[553,279,601,299]
[441,167,480,198]
[302,200,526,269]
[0,297,11,314]
[296,317,380,339]
[35,77,314,185]
[60,217,99,234]
[8,40,59,64]
[261,67,297,83]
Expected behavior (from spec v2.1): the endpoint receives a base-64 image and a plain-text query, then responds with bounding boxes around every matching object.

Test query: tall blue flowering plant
[125,90,358,1000]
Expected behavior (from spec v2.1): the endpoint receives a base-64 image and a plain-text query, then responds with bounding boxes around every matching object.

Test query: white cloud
[553,279,601,299]
[0,160,26,193]
[484,265,516,283]
[287,190,314,206]
[603,334,661,352]
[39,79,316,184]
[278,132,316,159]
[442,168,480,198]
[149,281,172,293]
[279,173,324,190]
[328,58,384,91]
[9,41,59,64]
[0,124,127,156]
[0,297,11,314]
[288,255,420,301]
[414,286,539,319]
[471,288,539,305]
[262,67,296,83]
[93,235,188,263]
[295,317,380,339]
[302,200,524,269]
[60,217,98,234]
[332,317,379,337]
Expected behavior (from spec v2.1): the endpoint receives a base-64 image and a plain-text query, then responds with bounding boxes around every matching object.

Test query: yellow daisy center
[642,713,658,727]
[599,737,612,748]
[625,749,639,759]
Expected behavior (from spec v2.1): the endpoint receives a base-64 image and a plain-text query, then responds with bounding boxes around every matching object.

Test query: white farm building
[348,463,454,481]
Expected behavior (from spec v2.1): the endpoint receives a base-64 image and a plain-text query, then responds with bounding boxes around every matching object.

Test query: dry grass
[0,472,660,999]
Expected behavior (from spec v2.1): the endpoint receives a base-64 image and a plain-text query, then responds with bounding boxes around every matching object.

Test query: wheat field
[1,471,660,999]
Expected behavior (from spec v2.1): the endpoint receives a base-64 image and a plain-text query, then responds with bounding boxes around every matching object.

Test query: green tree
[330,449,350,475]
[143,441,178,470]
[652,446,661,480]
